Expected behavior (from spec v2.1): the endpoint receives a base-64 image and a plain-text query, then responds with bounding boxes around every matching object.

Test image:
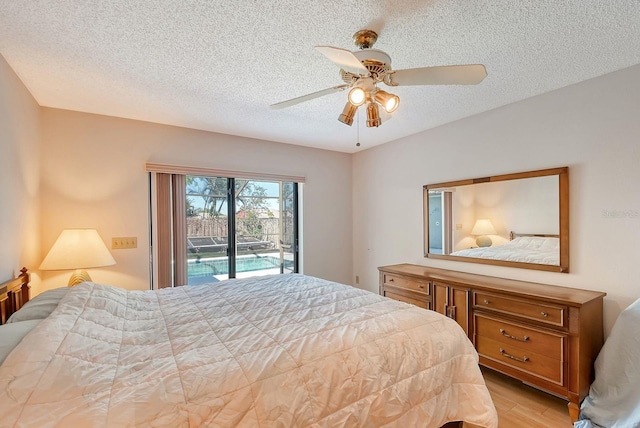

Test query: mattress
[451,236,560,265]
[0,274,497,427]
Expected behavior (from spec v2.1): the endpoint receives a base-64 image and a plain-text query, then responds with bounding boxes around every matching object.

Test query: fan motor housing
[352,49,391,66]
[340,49,392,83]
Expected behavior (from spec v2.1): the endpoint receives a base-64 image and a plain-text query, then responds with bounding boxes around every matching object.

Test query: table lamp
[471,219,497,247]
[39,229,116,286]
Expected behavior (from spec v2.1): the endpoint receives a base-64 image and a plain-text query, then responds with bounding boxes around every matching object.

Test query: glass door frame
[184,175,299,283]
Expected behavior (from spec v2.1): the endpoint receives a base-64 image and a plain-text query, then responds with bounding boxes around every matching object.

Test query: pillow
[7,287,69,323]
[0,319,42,365]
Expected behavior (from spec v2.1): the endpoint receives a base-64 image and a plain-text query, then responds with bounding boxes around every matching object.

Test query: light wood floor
[465,368,574,428]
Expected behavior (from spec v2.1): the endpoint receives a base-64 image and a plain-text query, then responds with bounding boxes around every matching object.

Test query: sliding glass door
[186,176,298,285]
[427,190,453,255]
[279,182,297,275]
[186,176,230,282]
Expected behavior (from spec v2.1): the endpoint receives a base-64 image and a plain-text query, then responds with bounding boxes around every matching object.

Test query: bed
[0,270,498,427]
[451,232,560,266]
[0,267,29,325]
[574,297,640,428]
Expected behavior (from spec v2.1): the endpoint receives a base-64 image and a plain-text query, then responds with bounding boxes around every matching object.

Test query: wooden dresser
[378,263,606,422]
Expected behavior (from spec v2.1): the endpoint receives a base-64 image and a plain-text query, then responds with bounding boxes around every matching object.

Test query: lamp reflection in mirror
[39,229,116,286]
[471,219,497,247]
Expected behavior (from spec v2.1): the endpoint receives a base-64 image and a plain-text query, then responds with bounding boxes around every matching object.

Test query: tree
[186,177,228,218]
[236,179,269,214]
[186,177,271,224]
[186,197,198,217]
[281,182,295,246]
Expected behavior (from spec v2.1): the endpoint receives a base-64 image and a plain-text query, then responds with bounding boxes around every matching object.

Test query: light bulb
[348,87,366,106]
[383,97,398,112]
[374,90,400,113]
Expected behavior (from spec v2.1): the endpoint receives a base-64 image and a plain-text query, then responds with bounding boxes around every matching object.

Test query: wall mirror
[424,167,569,273]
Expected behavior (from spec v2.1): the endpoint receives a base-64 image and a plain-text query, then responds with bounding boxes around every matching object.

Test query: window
[147,164,302,288]
[427,190,452,255]
[186,176,298,284]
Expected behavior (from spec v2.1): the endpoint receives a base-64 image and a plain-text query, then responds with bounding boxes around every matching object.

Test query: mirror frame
[423,167,569,273]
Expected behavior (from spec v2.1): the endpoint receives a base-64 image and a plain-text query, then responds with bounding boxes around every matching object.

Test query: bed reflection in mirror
[424,167,569,273]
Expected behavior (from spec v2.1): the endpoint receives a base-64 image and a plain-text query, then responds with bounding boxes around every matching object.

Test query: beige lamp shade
[471,219,497,247]
[39,229,116,286]
[471,219,497,235]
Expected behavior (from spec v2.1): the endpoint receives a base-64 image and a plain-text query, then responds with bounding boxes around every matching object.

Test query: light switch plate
[112,237,137,249]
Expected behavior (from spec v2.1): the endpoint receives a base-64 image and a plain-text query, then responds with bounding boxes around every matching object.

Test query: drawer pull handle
[500,348,529,363]
[483,299,490,305]
[418,284,424,289]
[540,311,548,317]
[500,329,529,342]
[389,278,394,282]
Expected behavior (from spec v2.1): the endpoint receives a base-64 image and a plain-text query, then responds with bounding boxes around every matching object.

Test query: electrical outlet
[112,237,137,249]
[355,275,360,284]
[456,224,463,230]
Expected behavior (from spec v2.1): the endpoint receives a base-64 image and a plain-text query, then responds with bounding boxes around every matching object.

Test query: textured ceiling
[1,1,640,153]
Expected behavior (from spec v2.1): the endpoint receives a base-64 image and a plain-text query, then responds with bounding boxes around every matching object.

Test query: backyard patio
[187,252,295,285]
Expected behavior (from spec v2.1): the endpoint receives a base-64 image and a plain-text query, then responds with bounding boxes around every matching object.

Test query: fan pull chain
[356,112,361,147]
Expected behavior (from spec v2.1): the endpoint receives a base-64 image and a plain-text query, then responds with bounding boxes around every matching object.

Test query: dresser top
[379,264,606,306]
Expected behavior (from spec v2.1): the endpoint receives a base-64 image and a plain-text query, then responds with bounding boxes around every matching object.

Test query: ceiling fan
[270,29,487,127]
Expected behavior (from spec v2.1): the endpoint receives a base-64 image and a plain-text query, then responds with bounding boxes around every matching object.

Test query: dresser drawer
[384,291,430,309]
[475,314,565,358]
[474,291,567,327]
[476,335,564,385]
[384,273,430,294]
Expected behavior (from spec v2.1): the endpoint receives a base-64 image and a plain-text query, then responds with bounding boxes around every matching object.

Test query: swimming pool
[188,256,293,277]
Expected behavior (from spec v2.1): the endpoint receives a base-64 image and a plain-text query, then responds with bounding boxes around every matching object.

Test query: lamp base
[68,269,92,286]
[476,236,493,247]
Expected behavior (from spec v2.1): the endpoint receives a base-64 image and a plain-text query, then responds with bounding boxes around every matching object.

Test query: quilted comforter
[451,236,560,266]
[0,274,497,427]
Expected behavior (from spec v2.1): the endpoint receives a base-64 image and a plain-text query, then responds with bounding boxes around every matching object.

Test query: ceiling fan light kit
[338,102,358,126]
[270,29,487,130]
[366,102,381,127]
[347,87,366,106]
[374,89,399,113]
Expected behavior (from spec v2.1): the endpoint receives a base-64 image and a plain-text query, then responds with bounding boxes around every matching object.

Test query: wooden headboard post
[0,267,30,325]
[510,231,560,241]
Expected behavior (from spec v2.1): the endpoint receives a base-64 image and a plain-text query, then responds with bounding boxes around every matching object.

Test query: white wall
[483,176,559,236]
[451,176,559,250]
[39,109,353,291]
[353,64,640,337]
[0,55,41,288]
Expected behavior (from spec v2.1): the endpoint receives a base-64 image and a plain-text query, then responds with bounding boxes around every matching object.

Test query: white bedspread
[451,236,560,265]
[0,274,497,427]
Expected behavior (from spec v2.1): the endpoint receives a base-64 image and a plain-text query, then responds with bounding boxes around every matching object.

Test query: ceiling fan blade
[389,64,487,86]
[315,46,370,75]
[270,84,349,110]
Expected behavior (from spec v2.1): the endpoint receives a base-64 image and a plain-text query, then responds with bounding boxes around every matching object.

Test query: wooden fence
[187,217,288,245]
